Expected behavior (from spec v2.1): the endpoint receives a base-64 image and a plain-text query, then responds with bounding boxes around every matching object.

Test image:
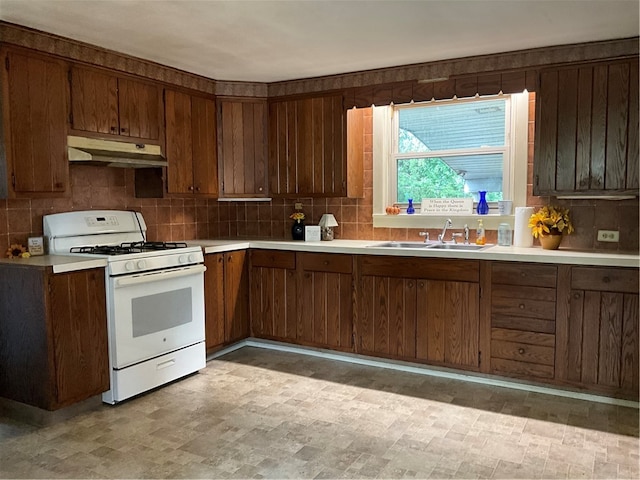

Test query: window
[373,92,529,229]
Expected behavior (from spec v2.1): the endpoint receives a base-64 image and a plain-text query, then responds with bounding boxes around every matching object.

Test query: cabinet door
[250,250,297,340]
[165,89,194,194]
[218,99,268,197]
[4,49,68,194]
[117,77,161,140]
[70,66,119,135]
[534,58,639,196]
[204,253,225,350]
[359,275,416,359]
[298,253,353,350]
[192,96,218,196]
[416,280,480,369]
[269,94,345,197]
[224,251,249,343]
[49,269,109,407]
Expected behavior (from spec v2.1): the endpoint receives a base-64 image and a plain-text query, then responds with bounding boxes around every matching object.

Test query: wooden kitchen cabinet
[298,253,353,351]
[249,249,297,341]
[165,89,218,196]
[204,251,249,351]
[556,266,639,399]
[534,57,639,196]
[218,98,268,197]
[0,265,109,410]
[268,94,347,197]
[357,256,480,369]
[489,262,558,380]
[1,47,69,196]
[70,65,163,142]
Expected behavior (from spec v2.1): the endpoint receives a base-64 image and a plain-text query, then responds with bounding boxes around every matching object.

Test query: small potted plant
[528,205,574,250]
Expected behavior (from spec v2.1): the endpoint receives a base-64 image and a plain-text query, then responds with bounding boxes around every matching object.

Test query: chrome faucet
[437,218,453,243]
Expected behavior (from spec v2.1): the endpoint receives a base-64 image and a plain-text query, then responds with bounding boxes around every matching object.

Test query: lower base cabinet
[0,266,109,410]
[204,251,249,352]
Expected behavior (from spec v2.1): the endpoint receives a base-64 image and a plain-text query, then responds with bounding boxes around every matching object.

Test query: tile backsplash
[1,95,638,255]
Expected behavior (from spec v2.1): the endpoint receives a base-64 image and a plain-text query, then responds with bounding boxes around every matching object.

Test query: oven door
[109,264,206,369]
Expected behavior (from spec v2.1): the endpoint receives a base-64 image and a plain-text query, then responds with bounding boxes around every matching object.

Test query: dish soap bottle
[475,219,486,245]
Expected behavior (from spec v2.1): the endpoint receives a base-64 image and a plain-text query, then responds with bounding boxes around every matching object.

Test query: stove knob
[178,255,187,264]
[137,260,147,269]
[125,261,135,271]
[188,254,197,263]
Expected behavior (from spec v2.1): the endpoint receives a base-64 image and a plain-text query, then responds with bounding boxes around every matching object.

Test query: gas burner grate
[120,241,189,250]
[70,245,138,255]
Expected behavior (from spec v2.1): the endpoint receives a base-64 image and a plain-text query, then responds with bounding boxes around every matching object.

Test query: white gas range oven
[44,210,206,404]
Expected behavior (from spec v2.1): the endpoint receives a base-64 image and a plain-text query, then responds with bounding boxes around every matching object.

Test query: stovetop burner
[70,241,189,256]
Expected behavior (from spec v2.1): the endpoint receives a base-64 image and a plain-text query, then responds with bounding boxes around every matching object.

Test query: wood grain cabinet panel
[298,253,353,351]
[0,266,108,410]
[269,94,349,197]
[70,65,162,141]
[556,266,639,399]
[218,99,268,197]
[165,89,218,196]
[249,250,297,341]
[204,252,249,352]
[2,48,68,195]
[534,57,639,196]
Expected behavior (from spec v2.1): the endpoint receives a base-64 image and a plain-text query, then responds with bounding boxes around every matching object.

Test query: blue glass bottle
[406,198,415,214]
[477,191,489,215]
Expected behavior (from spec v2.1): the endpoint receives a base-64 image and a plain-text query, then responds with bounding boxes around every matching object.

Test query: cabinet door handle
[120,127,128,133]
[110,126,118,133]
[518,303,525,309]
[188,186,194,191]
[518,348,525,355]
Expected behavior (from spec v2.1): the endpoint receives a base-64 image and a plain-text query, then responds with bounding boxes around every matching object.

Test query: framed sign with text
[421,198,473,215]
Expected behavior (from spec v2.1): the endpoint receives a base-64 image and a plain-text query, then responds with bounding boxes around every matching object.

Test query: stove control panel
[85,215,119,227]
[108,247,204,276]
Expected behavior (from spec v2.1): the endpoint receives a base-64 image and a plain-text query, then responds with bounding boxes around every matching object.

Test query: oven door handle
[114,264,207,288]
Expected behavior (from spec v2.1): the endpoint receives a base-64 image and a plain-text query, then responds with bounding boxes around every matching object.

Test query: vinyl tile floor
[0,346,638,479]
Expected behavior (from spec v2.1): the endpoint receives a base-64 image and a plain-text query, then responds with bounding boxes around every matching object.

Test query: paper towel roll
[514,207,535,247]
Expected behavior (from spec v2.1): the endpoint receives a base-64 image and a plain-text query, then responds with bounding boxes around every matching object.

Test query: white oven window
[132,288,193,337]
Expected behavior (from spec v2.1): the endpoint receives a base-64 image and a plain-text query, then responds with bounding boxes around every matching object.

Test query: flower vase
[477,191,489,215]
[291,220,305,240]
[406,198,415,214]
[539,231,563,250]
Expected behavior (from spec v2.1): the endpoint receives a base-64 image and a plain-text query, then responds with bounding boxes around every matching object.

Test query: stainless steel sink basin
[426,243,492,251]
[367,241,430,248]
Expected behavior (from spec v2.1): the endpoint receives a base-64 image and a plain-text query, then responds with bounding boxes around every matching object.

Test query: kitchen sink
[367,241,431,248]
[426,243,492,251]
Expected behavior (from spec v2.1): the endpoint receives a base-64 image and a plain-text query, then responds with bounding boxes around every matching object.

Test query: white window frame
[373,92,529,230]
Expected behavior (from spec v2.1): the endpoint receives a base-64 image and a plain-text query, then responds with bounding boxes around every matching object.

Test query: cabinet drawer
[492,284,556,302]
[491,327,555,347]
[251,250,296,269]
[360,256,479,282]
[571,267,638,293]
[492,263,557,287]
[491,296,556,320]
[491,358,555,379]
[492,315,555,334]
[491,339,554,365]
[299,253,352,274]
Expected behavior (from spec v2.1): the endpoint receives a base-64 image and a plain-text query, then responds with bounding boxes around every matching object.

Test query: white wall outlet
[294,202,303,210]
[597,230,619,242]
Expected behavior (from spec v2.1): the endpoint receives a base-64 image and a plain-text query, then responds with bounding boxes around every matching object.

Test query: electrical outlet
[597,230,619,242]
[294,202,303,210]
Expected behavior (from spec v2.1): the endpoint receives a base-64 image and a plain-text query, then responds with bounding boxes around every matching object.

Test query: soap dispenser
[475,219,486,245]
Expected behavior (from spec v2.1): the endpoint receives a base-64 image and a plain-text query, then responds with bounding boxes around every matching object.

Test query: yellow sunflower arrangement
[6,243,31,259]
[289,212,305,223]
[528,206,574,238]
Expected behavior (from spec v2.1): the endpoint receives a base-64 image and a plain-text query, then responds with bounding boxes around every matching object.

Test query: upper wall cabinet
[1,48,69,197]
[70,66,163,143]
[217,98,268,198]
[165,89,218,196]
[268,94,347,197]
[534,57,639,196]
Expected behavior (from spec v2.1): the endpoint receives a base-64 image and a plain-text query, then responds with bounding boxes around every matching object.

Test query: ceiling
[0,0,638,83]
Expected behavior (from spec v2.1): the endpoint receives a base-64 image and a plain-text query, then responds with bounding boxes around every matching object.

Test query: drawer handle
[324,261,329,265]
[408,281,414,288]
[574,293,581,299]
[518,348,525,355]
[520,272,526,277]
[519,303,525,309]
[603,276,610,283]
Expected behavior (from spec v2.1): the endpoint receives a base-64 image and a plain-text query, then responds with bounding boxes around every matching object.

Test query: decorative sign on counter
[421,198,473,215]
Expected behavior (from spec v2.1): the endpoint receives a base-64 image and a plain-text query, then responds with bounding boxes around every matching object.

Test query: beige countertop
[0,255,107,274]
[191,239,640,268]
[2,239,636,273]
